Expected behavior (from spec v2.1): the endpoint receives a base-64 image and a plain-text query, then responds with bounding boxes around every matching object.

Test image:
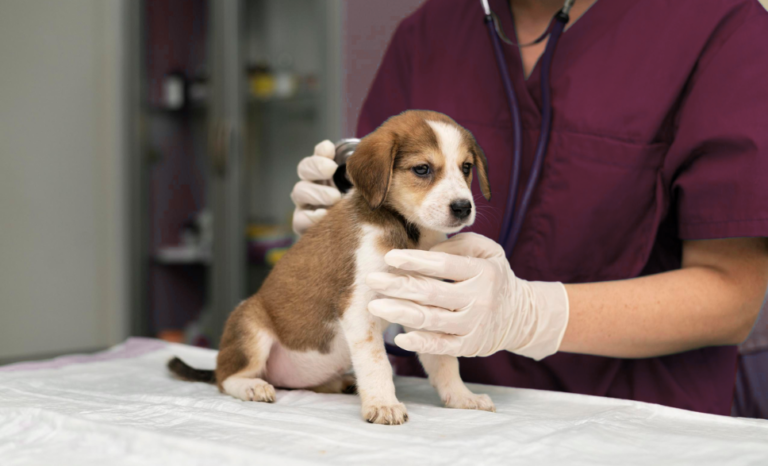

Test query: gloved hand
[366,233,569,360]
[291,140,343,235]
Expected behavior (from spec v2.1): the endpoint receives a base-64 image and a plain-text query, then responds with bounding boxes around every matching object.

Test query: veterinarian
[291,0,768,416]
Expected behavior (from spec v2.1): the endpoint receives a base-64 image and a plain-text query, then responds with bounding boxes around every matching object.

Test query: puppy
[169,110,495,424]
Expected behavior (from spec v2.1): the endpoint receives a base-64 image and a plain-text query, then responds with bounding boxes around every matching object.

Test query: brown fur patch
[457,126,491,200]
[346,130,399,209]
[257,200,360,353]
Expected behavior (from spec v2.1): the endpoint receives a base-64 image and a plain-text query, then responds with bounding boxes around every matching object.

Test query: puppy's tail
[167,357,216,384]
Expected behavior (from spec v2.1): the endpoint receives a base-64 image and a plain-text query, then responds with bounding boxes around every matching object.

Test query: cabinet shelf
[154,246,212,265]
[142,92,318,117]
[247,91,318,106]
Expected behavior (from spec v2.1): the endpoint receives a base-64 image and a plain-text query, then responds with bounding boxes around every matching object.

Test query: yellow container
[249,73,274,99]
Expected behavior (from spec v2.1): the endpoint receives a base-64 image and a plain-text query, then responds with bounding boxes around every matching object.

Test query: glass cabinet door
[135,0,411,347]
[139,0,212,344]
[207,0,246,345]
[241,0,340,296]
[138,0,340,347]
[204,0,341,345]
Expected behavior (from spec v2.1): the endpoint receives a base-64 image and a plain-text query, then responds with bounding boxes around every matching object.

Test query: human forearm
[365,235,768,361]
[560,238,768,358]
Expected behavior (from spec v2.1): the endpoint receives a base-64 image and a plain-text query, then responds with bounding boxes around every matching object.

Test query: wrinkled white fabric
[292,140,340,235]
[367,232,569,360]
[1,339,767,465]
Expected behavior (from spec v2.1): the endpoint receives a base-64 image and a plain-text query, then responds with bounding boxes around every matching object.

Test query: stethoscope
[482,0,573,257]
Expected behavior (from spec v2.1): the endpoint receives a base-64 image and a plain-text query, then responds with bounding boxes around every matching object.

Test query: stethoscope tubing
[485,14,524,259]
[487,10,569,257]
[506,15,567,255]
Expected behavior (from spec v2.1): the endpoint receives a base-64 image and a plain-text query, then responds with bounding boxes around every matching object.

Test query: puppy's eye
[412,165,431,177]
[462,163,472,176]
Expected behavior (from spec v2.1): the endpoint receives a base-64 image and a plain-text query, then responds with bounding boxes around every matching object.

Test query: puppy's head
[347,110,491,234]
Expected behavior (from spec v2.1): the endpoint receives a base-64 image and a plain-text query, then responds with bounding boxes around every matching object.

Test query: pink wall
[342,0,426,137]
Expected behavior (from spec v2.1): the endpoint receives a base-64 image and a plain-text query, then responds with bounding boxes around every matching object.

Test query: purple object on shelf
[247,236,294,265]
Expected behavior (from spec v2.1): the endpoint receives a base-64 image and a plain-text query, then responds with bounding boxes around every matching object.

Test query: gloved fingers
[292,208,311,236]
[313,139,336,159]
[368,298,468,335]
[291,180,342,207]
[302,208,328,223]
[384,249,484,281]
[292,207,328,235]
[298,155,338,181]
[297,140,336,182]
[394,331,463,356]
[430,232,506,259]
[366,272,471,310]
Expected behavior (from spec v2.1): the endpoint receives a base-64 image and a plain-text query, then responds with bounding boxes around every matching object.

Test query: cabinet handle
[207,121,219,172]
[208,120,232,176]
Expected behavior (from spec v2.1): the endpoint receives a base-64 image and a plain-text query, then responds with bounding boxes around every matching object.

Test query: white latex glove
[291,140,342,235]
[366,232,569,360]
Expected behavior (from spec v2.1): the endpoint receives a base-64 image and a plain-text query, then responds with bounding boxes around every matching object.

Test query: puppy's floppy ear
[469,137,491,201]
[346,129,398,209]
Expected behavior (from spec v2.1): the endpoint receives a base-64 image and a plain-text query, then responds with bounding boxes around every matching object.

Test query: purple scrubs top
[357,0,768,415]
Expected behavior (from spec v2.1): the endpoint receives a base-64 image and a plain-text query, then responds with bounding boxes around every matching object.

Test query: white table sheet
[0,338,766,465]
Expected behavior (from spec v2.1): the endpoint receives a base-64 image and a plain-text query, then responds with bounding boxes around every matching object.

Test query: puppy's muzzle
[450,199,472,220]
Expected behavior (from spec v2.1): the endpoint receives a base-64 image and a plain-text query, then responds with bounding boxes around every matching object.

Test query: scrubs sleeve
[665,2,768,240]
[355,18,415,137]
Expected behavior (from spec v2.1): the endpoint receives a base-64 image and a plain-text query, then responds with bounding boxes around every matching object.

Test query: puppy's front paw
[445,392,495,412]
[362,402,408,425]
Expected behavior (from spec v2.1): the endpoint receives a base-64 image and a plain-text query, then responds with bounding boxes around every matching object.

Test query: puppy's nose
[450,199,472,220]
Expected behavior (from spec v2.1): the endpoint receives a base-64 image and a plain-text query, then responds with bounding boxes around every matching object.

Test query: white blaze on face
[423,120,475,232]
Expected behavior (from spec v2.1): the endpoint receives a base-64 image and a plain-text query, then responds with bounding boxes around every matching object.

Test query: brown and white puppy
[169,110,494,425]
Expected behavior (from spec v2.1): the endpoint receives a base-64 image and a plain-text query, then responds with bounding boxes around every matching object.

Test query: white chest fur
[342,224,393,338]
[344,225,445,332]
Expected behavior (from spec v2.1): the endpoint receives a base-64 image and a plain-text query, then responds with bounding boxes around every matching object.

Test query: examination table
[1,338,766,465]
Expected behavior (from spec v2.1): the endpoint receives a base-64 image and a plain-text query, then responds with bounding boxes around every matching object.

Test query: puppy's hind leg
[307,373,357,395]
[216,303,276,403]
[419,353,495,412]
